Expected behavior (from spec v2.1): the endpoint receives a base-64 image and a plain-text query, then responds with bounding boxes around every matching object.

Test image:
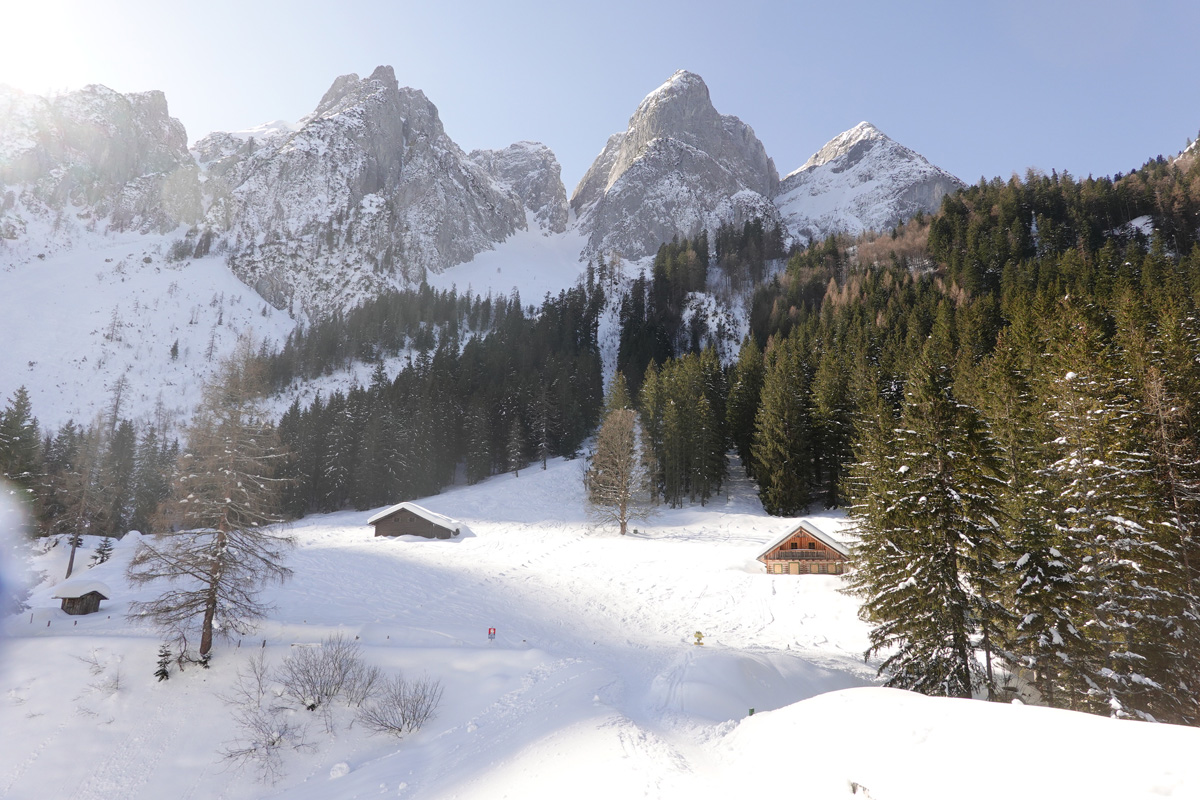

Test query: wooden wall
[373,508,456,539]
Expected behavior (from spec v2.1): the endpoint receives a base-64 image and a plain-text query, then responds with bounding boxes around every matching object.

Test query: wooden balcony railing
[765,550,838,561]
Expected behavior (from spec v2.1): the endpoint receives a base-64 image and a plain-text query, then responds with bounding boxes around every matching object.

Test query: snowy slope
[0,226,294,433]
[3,461,1198,799]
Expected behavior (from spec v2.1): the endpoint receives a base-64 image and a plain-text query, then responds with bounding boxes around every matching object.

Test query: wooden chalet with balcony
[757,520,851,575]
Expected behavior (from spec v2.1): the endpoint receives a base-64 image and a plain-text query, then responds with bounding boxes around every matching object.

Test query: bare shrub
[276,633,377,712]
[357,674,443,737]
[220,651,309,784]
[343,661,383,708]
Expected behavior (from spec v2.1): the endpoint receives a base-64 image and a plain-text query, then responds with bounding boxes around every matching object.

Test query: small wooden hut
[52,579,112,615]
[367,502,462,539]
[757,520,851,575]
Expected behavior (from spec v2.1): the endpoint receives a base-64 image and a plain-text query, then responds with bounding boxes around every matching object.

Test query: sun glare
[1,3,94,95]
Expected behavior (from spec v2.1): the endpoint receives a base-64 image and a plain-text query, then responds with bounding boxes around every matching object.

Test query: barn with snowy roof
[367,502,464,539]
[757,519,852,575]
[52,579,112,615]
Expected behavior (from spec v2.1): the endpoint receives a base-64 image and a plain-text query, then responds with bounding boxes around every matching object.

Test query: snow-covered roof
[51,579,112,599]
[756,518,854,561]
[367,502,462,531]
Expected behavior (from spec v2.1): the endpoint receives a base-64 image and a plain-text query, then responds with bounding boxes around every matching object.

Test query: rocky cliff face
[198,66,530,312]
[0,84,201,254]
[470,142,569,234]
[570,71,780,262]
[775,122,963,245]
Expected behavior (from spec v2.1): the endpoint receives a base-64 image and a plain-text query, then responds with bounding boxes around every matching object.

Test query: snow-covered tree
[1037,300,1175,720]
[848,342,1008,698]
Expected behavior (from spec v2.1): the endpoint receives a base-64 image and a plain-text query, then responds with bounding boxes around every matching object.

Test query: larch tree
[586,405,654,536]
[127,340,293,663]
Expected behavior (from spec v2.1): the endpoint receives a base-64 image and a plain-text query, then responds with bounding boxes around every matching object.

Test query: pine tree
[127,340,293,662]
[975,333,1082,709]
[811,341,853,507]
[506,416,527,477]
[1037,299,1174,719]
[0,386,41,498]
[752,334,814,515]
[726,337,764,477]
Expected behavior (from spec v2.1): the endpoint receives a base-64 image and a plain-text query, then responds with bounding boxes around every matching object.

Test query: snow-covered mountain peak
[193,64,545,312]
[632,69,712,120]
[776,122,963,245]
[797,121,886,172]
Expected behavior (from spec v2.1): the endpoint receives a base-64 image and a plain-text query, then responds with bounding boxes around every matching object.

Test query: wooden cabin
[757,521,851,575]
[52,579,112,615]
[367,502,462,539]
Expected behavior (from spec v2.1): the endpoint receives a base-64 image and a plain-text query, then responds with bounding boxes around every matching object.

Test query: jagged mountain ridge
[1,67,963,314]
[571,73,963,262]
[193,66,566,312]
[0,83,201,255]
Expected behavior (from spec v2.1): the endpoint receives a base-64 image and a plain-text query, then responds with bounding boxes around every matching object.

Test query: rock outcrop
[200,66,530,311]
[570,71,780,262]
[470,142,569,234]
[0,84,201,251]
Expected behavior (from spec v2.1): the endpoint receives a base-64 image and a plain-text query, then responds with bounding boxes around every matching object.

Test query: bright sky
[3,0,1197,192]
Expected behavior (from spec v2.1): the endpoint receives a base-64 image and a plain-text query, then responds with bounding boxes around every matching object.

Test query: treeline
[929,156,1200,295]
[275,283,604,515]
[2,282,604,538]
[0,385,177,541]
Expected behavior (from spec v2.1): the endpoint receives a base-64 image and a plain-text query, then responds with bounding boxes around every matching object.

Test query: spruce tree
[89,536,114,566]
[848,342,1007,698]
[155,643,171,681]
[752,333,813,515]
[726,337,763,477]
[0,386,41,497]
[1037,299,1174,719]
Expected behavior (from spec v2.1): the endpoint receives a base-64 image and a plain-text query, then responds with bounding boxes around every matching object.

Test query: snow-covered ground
[2,462,1198,799]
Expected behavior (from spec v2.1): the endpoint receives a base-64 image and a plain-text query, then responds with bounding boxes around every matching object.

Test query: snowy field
[3,461,1199,799]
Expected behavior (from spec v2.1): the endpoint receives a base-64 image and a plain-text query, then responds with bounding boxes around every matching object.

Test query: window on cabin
[790,542,798,549]
[808,542,816,549]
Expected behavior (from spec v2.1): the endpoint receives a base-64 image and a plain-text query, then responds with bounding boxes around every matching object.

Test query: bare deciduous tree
[128,339,292,662]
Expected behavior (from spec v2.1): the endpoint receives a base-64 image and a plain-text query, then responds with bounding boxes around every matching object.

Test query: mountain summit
[570,70,780,262]
[776,121,963,245]
[195,65,551,312]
